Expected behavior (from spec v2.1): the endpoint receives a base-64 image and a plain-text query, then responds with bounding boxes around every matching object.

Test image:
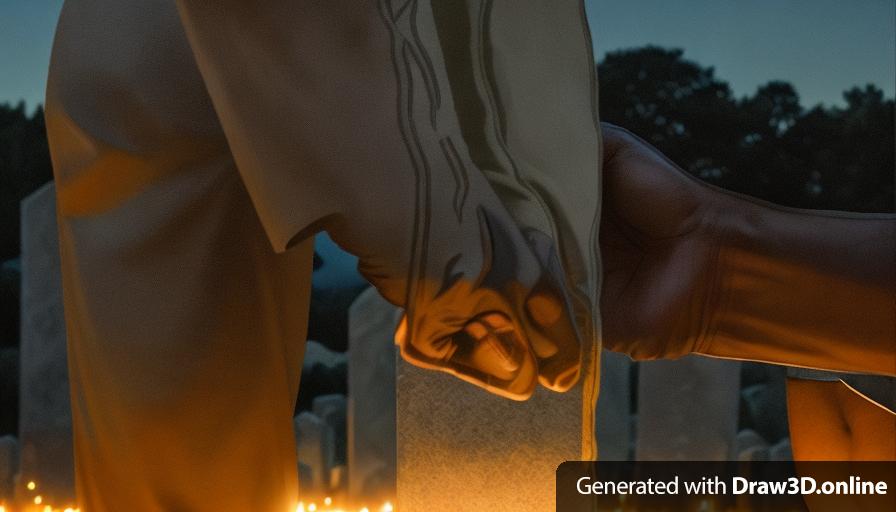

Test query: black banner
[557,461,896,512]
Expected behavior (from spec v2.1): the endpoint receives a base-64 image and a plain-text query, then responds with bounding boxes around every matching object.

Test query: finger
[396,312,538,400]
[450,315,526,380]
[519,229,583,392]
[447,317,538,400]
[523,284,581,392]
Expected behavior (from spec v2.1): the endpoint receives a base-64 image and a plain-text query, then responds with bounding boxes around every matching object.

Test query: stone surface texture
[636,355,741,461]
[596,350,632,460]
[295,411,336,496]
[347,287,399,502]
[17,183,74,503]
[0,435,19,502]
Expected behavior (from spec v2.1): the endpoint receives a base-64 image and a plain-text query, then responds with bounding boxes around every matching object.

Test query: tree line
[598,46,894,213]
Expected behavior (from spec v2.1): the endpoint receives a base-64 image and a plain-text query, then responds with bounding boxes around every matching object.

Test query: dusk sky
[2,0,894,111]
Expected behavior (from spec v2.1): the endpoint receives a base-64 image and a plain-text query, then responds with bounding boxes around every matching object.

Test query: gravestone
[350,288,600,512]
[736,429,770,462]
[397,358,598,512]
[595,350,632,460]
[769,439,793,462]
[347,287,399,503]
[312,394,348,466]
[0,435,18,502]
[396,305,599,510]
[741,365,789,442]
[635,355,741,460]
[295,411,336,496]
[17,183,75,503]
[304,340,348,370]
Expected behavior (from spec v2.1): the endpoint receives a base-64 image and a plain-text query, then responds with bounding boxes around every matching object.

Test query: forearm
[700,192,896,376]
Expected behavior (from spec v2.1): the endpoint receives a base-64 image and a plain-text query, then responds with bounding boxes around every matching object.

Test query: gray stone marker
[0,435,19,502]
[312,394,348,466]
[18,183,75,503]
[295,411,336,496]
[736,429,770,462]
[347,287,399,503]
[304,340,347,370]
[635,355,741,460]
[397,363,596,512]
[396,312,598,509]
[596,350,632,461]
[350,290,599,511]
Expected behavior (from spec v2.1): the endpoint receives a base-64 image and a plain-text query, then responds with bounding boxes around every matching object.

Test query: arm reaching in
[599,123,895,376]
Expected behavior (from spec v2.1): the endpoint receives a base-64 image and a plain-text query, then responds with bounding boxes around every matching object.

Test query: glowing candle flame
[13,479,389,512]
[292,501,394,512]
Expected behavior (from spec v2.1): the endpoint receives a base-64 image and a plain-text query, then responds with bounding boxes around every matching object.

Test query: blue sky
[2,1,894,287]
[586,0,896,108]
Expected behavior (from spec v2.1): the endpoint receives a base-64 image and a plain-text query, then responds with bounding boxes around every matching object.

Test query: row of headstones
[295,394,348,499]
[8,184,785,510]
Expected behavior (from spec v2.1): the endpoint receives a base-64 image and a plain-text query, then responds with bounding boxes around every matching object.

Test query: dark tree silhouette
[598,47,895,213]
[0,102,53,261]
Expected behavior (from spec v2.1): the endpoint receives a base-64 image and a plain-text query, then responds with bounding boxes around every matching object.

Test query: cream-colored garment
[441,0,604,458]
[46,0,599,509]
[47,2,312,510]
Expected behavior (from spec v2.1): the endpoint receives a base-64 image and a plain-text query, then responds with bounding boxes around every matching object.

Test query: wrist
[699,192,896,374]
